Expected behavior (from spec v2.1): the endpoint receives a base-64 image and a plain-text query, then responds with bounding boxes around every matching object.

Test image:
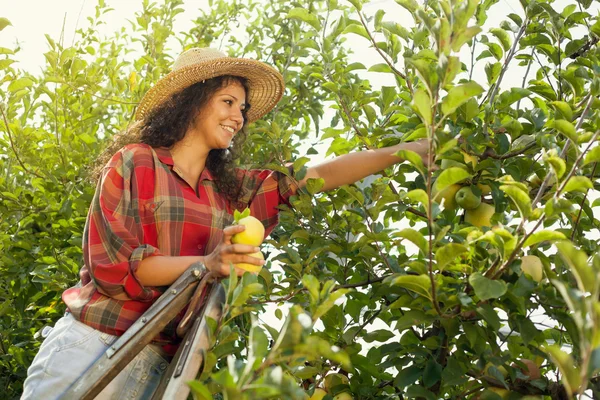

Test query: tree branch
[356,10,413,95]
[0,104,45,179]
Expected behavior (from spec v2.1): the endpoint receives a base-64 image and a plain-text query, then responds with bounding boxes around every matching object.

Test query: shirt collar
[154,146,215,181]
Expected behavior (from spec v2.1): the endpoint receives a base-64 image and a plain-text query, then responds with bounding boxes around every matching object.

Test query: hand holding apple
[204,224,265,276]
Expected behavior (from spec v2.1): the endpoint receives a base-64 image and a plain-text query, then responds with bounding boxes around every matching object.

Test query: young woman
[21,48,428,399]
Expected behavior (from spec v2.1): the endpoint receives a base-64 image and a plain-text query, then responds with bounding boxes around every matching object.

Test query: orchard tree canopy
[1,0,600,399]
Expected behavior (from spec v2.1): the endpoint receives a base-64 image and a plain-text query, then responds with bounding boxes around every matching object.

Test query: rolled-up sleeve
[237,164,299,236]
[84,152,162,301]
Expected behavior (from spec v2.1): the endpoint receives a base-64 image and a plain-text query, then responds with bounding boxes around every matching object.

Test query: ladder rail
[152,283,226,399]
[59,264,206,400]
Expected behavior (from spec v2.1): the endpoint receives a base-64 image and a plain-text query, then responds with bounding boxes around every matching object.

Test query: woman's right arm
[136,224,265,287]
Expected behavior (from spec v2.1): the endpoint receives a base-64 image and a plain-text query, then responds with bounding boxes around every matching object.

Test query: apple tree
[1,0,600,399]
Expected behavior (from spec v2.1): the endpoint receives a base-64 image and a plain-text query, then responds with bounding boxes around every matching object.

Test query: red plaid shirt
[62,143,297,344]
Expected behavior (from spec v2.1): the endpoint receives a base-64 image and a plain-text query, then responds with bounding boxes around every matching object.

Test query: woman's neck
[170,135,209,180]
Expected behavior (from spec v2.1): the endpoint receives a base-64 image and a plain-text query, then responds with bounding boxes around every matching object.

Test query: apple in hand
[232,215,265,247]
[235,251,264,274]
[333,393,353,400]
[455,186,482,210]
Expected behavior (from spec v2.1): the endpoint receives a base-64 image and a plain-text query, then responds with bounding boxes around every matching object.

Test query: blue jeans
[21,313,168,399]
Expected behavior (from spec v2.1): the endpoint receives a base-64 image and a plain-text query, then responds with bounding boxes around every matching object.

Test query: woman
[21,48,428,399]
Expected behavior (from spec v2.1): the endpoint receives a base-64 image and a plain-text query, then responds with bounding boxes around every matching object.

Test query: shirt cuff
[127,244,162,301]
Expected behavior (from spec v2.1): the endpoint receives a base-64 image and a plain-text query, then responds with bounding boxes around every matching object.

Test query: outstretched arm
[298,140,428,192]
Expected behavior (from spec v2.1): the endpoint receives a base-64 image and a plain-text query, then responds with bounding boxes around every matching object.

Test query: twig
[482,20,528,135]
[356,10,413,95]
[516,47,535,111]
[0,104,45,179]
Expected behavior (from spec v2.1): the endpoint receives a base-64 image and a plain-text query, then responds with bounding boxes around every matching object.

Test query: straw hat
[135,48,285,123]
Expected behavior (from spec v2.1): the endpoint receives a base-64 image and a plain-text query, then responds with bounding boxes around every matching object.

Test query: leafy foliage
[1,0,600,398]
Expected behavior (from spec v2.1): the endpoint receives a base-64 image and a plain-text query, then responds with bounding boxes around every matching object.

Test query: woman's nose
[231,109,244,126]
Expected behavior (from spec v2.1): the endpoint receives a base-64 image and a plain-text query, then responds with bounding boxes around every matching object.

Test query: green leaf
[485,62,502,85]
[591,19,600,37]
[395,149,426,175]
[395,365,422,387]
[435,243,468,271]
[476,304,501,332]
[363,329,395,343]
[452,26,482,52]
[549,101,573,121]
[544,345,581,397]
[0,18,12,32]
[369,63,392,73]
[552,119,577,142]
[347,0,363,10]
[343,24,370,41]
[523,230,566,248]
[405,189,429,210]
[302,274,320,307]
[412,88,433,125]
[8,77,34,93]
[496,88,531,109]
[187,380,213,400]
[232,282,263,307]
[583,146,600,165]
[545,156,566,179]
[395,0,419,13]
[314,288,351,320]
[390,274,432,300]
[395,228,428,254]
[469,272,507,300]
[500,185,532,219]
[556,241,596,293]
[435,167,471,192]
[441,81,484,116]
[490,28,511,51]
[287,8,321,30]
[563,176,593,193]
[305,178,324,195]
[423,359,443,388]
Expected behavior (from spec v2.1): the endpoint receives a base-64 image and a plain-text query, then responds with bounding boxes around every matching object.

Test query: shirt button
[197,244,202,249]
[159,362,168,370]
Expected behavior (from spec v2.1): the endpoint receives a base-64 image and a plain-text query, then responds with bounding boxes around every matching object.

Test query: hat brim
[135,57,285,123]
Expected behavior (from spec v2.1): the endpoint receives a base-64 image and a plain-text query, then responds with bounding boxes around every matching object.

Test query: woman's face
[192,80,247,150]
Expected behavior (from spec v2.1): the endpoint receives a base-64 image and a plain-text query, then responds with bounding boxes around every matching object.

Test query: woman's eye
[224,100,233,105]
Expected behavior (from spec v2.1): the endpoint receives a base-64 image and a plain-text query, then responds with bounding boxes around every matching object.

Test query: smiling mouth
[220,125,235,135]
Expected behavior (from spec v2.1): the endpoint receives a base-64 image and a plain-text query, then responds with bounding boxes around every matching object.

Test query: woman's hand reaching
[204,225,265,277]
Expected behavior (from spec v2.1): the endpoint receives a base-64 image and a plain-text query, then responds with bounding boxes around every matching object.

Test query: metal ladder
[59,263,225,400]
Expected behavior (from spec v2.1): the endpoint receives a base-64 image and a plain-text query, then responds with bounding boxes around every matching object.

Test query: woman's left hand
[400,139,435,169]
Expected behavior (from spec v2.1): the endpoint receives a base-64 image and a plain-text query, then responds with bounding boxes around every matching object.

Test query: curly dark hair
[92,75,250,204]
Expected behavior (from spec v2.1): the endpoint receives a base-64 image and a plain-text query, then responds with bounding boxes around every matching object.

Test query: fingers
[222,224,245,244]
[222,244,260,255]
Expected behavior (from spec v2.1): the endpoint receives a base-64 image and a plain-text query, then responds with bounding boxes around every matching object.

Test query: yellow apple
[465,203,495,228]
[333,393,353,400]
[232,216,265,246]
[433,184,462,210]
[324,373,349,391]
[520,255,543,282]
[309,388,328,400]
[455,186,482,210]
[477,182,492,195]
[234,251,264,273]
